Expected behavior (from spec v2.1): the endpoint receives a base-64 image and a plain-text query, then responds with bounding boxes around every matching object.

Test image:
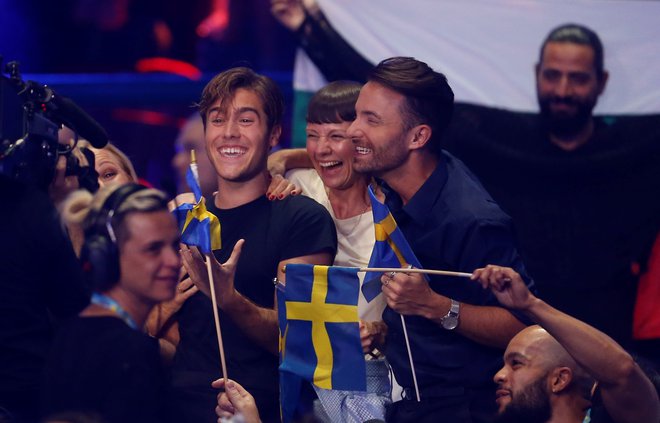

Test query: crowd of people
[1,2,659,423]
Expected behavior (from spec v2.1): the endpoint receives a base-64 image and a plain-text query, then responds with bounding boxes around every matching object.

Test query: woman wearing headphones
[41,183,180,423]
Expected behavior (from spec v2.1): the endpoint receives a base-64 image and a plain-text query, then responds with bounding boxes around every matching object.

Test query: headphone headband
[92,183,147,243]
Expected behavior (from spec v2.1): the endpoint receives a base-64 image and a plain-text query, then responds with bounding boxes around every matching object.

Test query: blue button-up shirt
[382,150,534,396]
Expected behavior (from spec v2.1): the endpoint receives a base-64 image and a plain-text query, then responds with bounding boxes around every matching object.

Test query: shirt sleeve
[275,195,337,262]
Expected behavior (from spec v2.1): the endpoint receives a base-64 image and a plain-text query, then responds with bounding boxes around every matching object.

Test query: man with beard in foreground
[472,265,660,423]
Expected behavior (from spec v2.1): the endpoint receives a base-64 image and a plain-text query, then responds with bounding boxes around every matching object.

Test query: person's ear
[549,367,573,394]
[597,70,609,96]
[409,124,432,150]
[269,125,282,149]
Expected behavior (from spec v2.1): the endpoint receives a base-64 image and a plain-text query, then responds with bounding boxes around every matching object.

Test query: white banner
[295,0,660,114]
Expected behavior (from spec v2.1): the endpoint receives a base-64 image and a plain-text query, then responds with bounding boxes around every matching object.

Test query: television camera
[0,57,108,192]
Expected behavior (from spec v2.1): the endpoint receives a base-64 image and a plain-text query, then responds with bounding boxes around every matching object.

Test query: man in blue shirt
[347,56,535,422]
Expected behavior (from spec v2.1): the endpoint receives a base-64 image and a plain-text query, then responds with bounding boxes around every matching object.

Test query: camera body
[0,58,103,192]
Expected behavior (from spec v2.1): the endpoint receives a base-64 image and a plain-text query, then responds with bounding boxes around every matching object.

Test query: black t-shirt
[169,195,337,423]
[444,105,660,347]
[0,176,89,419]
[41,316,165,423]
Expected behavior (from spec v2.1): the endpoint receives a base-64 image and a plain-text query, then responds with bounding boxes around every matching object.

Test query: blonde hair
[75,140,139,182]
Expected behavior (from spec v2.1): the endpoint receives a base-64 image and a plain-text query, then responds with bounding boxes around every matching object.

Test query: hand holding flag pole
[174,150,228,382]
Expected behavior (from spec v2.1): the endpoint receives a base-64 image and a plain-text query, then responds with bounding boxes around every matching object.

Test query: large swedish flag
[172,166,221,254]
[278,264,366,422]
[362,186,424,301]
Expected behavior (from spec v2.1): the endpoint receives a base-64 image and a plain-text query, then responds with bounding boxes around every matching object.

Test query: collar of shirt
[382,153,449,226]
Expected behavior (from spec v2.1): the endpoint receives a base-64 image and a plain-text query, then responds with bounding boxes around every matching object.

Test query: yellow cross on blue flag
[172,164,221,254]
[362,185,424,301]
[277,264,366,422]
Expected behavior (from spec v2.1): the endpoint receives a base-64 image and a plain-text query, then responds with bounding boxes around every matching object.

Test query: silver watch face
[442,315,459,330]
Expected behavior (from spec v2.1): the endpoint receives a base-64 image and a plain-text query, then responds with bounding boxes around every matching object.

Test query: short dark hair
[306,80,362,124]
[368,57,454,154]
[198,67,284,132]
[540,23,605,80]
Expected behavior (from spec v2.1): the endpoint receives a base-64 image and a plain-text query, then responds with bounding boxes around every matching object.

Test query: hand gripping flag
[172,161,221,254]
[278,264,366,422]
[361,185,424,301]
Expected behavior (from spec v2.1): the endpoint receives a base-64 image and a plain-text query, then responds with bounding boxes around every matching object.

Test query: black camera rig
[0,57,108,191]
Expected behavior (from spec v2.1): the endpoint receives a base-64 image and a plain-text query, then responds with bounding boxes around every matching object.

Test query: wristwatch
[440,299,460,330]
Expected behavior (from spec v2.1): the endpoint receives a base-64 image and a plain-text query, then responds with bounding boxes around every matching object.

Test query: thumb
[225,239,245,267]
[225,380,241,399]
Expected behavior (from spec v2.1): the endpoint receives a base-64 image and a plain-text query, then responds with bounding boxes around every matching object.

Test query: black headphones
[80,183,148,291]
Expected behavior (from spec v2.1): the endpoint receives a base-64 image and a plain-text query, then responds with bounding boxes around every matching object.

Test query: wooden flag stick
[206,253,229,383]
[282,265,472,278]
[359,267,472,278]
[400,314,421,401]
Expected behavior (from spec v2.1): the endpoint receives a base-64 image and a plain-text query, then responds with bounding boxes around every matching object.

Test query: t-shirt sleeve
[275,196,337,261]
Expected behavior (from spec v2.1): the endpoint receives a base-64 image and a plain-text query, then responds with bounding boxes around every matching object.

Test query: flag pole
[398,264,421,401]
[400,314,421,402]
[190,149,228,381]
[190,149,199,183]
[282,265,472,279]
[359,267,472,278]
[206,254,229,382]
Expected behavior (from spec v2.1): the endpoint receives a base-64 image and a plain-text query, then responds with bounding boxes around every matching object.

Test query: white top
[287,168,386,321]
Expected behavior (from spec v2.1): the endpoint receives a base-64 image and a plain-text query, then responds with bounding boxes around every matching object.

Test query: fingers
[176,278,199,302]
[180,245,211,295]
[180,246,196,275]
[472,265,516,290]
[178,277,195,291]
[178,264,188,281]
[380,271,396,287]
[211,378,225,389]
[266,175,300,200]
[217,394,235,417]
[212,378,253,415]
[224,239,245,268]
[359,321,373,352]
[225,379,251,399]
[212,378,236,417]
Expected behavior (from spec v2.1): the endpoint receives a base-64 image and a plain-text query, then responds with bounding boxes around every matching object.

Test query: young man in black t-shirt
[168,67,337,423]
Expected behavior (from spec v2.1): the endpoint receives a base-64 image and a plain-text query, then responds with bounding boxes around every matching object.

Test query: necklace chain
[340,202,370,235]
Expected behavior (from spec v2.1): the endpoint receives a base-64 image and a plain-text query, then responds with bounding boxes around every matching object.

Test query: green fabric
[292,90,314,148]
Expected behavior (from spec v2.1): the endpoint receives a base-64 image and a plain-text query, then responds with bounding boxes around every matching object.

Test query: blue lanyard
[91,292,139,330]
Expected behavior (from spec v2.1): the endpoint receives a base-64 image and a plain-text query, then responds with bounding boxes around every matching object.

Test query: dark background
[0,0,299,195]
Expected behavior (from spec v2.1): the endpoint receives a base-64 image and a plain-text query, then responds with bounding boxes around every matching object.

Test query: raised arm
[267,147,311,177]
[473,265,660,423]
[270,0,373,82]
